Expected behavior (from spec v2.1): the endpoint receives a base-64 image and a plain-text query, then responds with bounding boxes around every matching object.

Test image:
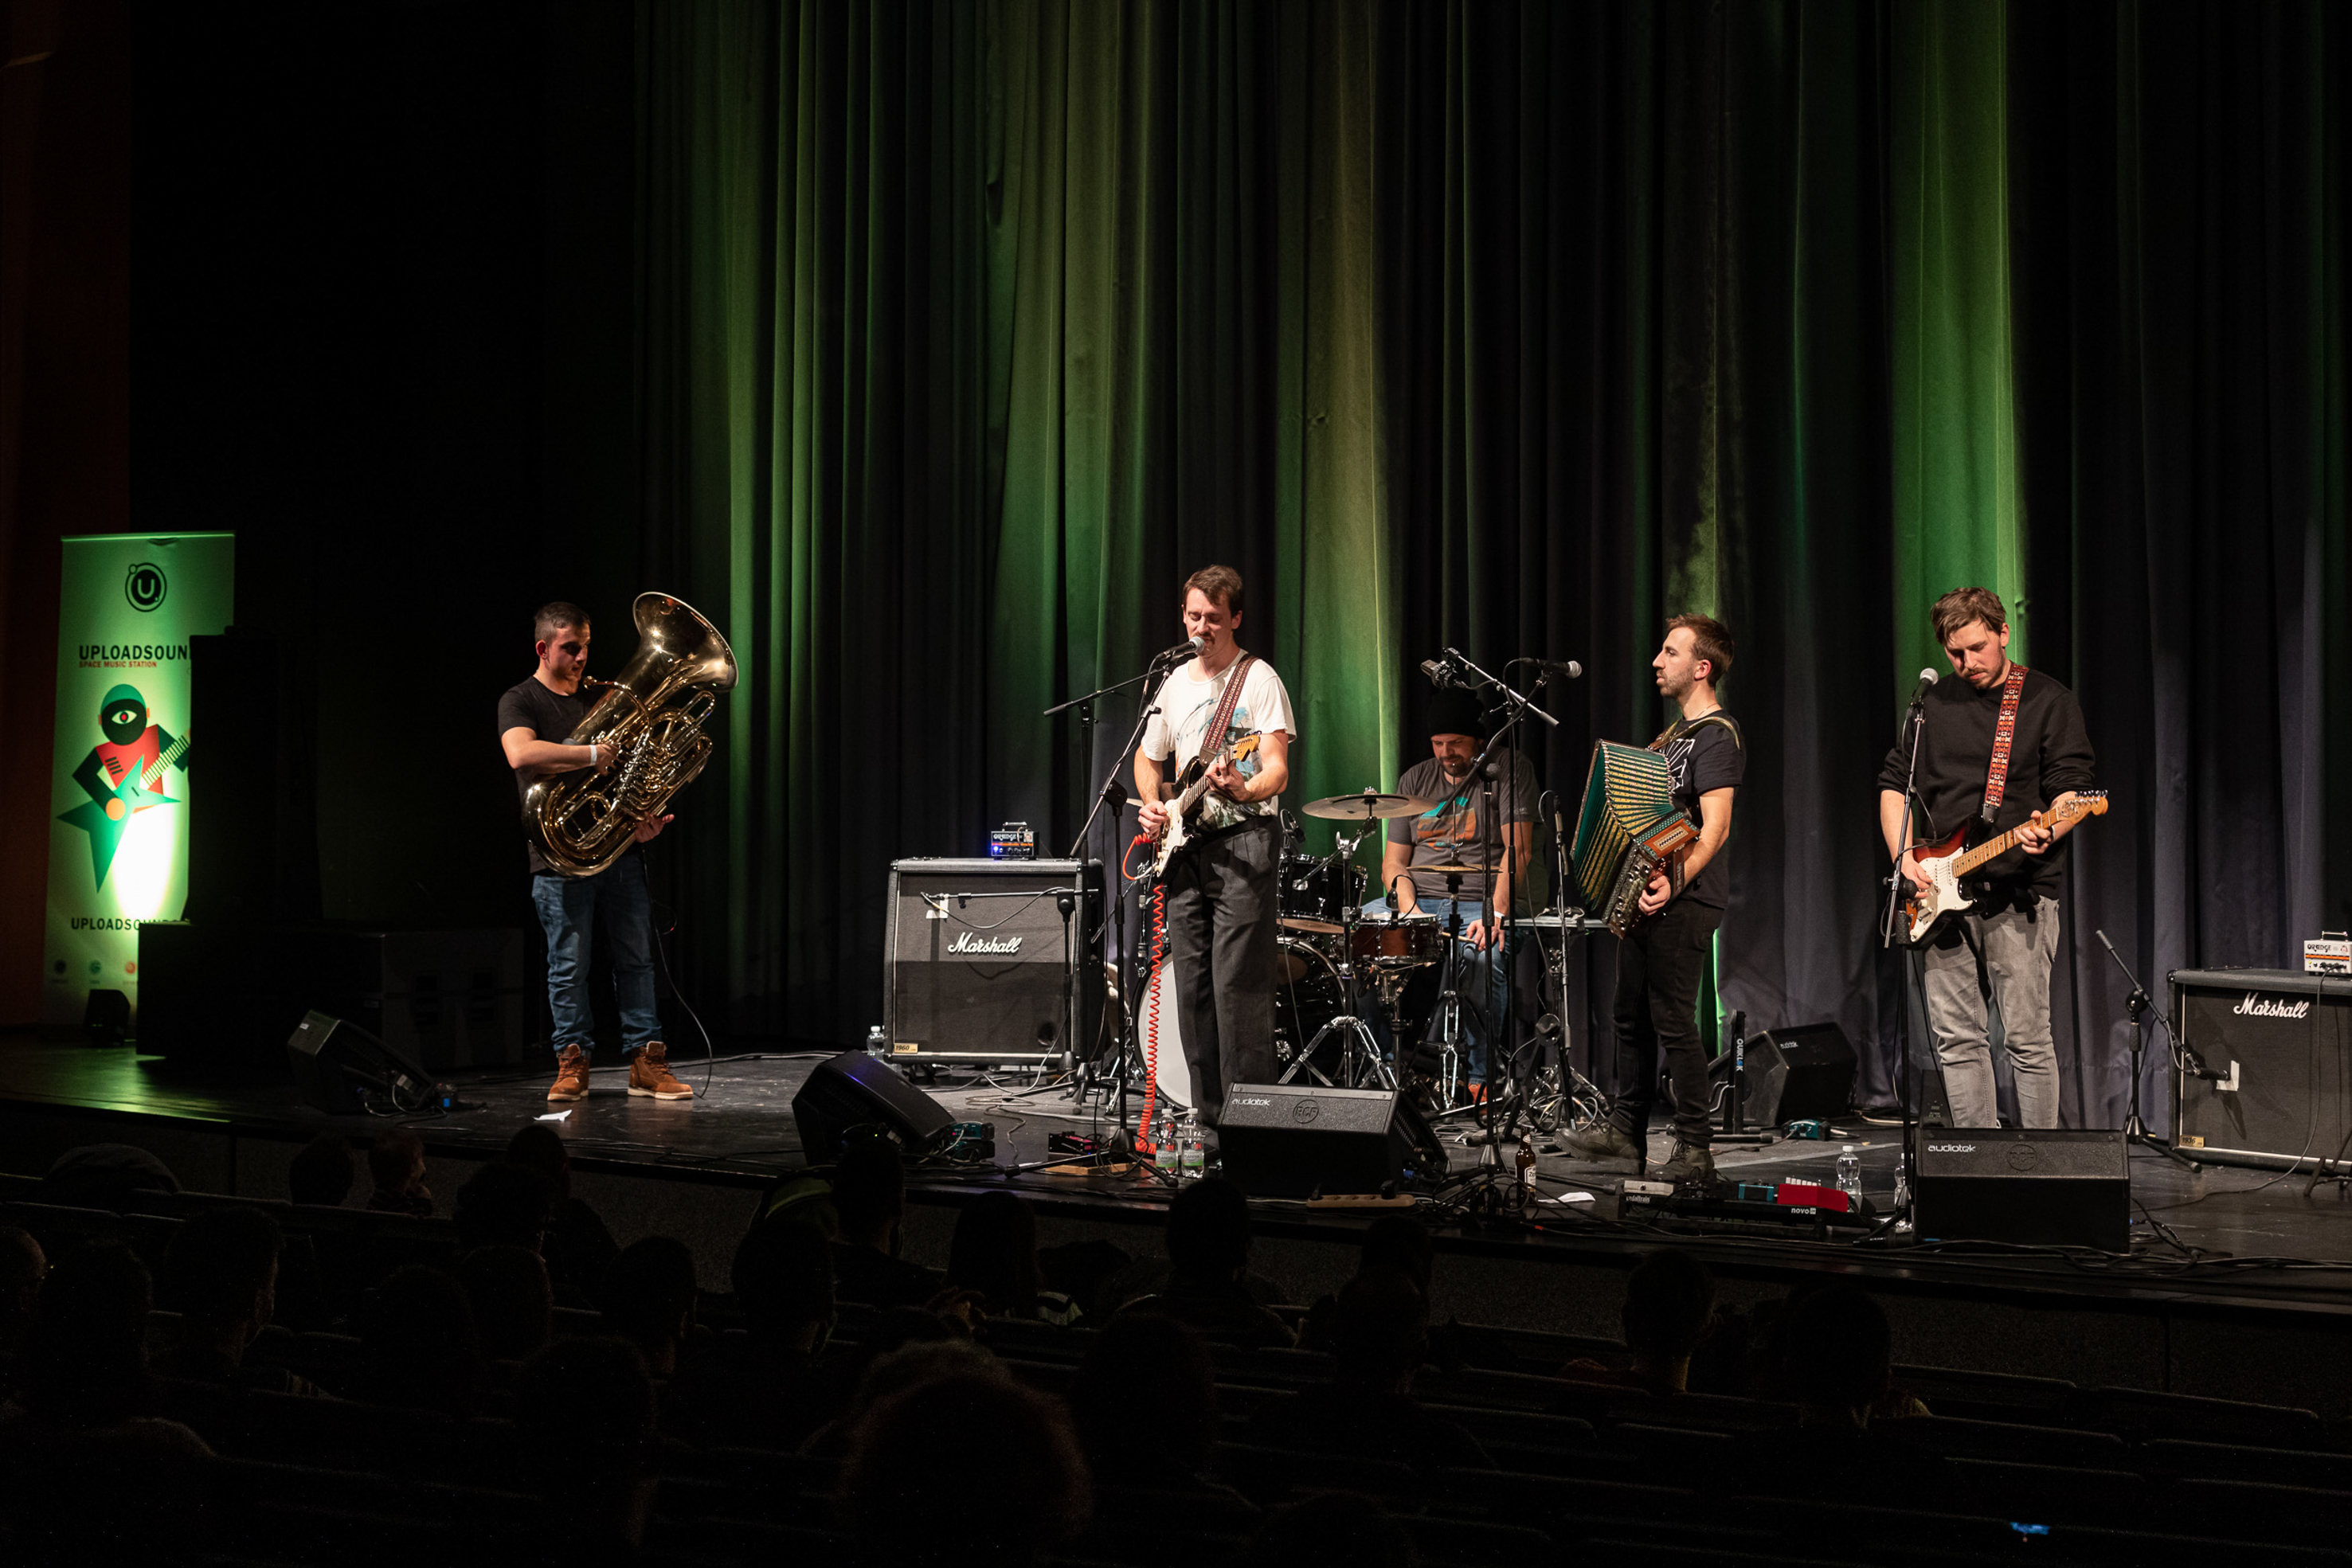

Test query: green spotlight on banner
[42,533,235,1030]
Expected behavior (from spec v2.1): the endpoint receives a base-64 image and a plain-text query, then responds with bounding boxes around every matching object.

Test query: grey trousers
[1921,895,2062,1128]
[1164,816,1281,1132]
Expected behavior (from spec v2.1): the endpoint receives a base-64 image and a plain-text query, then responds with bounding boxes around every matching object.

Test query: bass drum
[1273,935,1344,1067]
[1141,957,1199,1110]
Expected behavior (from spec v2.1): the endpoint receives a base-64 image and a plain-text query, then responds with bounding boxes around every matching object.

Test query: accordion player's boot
[1556,1120,1646,1171]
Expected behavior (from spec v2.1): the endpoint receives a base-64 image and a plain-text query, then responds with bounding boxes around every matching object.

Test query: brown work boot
[548,1043,590,1101]
[628,1042,693,1100]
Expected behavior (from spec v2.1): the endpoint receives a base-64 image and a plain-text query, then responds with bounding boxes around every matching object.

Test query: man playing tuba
[497,601,694,1102]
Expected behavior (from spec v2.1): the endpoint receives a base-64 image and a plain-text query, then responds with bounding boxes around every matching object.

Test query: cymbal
[1302,790,1432,821]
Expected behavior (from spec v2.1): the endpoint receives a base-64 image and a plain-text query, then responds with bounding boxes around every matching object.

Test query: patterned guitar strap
[1980,663,2029,824]
[1194,653,1256,782]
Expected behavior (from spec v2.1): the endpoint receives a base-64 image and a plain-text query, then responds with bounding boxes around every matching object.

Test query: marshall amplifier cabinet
[2173,967,2350,1171]
[885,858,1102,1066]
[1912,1128,2129,1250]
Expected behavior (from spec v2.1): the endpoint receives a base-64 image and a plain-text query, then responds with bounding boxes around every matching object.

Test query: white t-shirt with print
[1141,655,1296,831]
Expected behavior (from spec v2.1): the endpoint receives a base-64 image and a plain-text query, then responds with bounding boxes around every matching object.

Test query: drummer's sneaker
[1656,1140,1716,1188]
[628,1042,695,1100]
[1556,1120,1646,1171]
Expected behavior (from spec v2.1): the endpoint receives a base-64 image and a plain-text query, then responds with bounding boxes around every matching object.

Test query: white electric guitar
[1900,792,2107,945]
[1150,733,1262,875]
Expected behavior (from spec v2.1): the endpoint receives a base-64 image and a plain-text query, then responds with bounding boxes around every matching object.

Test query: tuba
[525,592,738,876]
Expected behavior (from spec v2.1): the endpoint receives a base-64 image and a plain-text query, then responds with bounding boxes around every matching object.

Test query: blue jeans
[532,854,660,1055]
[1359,897,1509,1084]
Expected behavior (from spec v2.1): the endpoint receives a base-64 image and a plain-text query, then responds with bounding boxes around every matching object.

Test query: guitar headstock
[1231,733,1262,761]
[2048,791,2107,824]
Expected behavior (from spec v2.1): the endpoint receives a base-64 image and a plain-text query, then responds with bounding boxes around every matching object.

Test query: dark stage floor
[6,1033,2351,1321]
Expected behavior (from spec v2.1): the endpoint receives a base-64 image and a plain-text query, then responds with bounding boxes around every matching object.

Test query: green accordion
[1568,741,1700,937]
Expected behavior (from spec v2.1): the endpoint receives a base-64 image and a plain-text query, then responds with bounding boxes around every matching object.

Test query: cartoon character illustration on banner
[56,682,194,890]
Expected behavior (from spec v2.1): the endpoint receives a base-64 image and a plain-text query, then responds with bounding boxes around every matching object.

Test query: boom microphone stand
[2096,929,2200,1171]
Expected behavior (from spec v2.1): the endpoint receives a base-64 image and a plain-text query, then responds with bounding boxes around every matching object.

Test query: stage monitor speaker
[1708,1021,1858,1124]
[1912,1128,2128,1250]
[1219,1082,1448,1198]
[792,1050,957,1163]
[2171,968,2350,1171]
[885,858,1103,1064]
[287,1010,436,1116]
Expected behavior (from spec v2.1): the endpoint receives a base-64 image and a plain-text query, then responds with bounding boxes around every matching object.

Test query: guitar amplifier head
[884,858,1102,1064]
[2172,968,2350,1170]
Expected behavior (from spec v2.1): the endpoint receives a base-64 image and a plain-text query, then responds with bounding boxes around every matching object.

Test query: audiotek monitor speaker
[1219,1082,1448,1198]
[885,858,1104,1065]
[287,1010,436,1116]
[792,1050,957,1163]
[1912,1128,2128,1250]
[1708,1021,1859,1125]
[2172,968,2350,1171]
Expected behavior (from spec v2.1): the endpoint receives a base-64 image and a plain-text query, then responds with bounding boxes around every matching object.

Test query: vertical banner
[42,533,235,1027]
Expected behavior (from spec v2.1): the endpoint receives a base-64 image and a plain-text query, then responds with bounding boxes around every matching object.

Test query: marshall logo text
[947,931,1023,956]
[2233,993,2312,1020]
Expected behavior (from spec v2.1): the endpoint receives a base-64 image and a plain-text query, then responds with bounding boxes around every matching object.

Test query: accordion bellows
[1569,741,1699,936]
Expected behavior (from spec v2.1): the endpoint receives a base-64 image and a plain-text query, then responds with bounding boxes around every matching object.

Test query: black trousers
[1608,896,1722,1147]
[1163,815,1281,1132]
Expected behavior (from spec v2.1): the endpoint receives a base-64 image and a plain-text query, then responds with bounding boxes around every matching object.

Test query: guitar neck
[1948,812,2060,878]
[139,732,190,788]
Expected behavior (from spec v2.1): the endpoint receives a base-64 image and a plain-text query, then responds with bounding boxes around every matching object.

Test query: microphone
[1908,667,1939,704]
[1419,651,1468,690]
[1531,658,1584,680]
[1154,635,1206,665]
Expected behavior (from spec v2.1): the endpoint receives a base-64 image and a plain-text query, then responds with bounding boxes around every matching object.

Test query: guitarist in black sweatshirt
[1136,566,1296,1149]
[1877,587,2097,1130]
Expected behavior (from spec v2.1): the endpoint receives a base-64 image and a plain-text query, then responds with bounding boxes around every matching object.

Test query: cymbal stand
[1278,824,1392,1091]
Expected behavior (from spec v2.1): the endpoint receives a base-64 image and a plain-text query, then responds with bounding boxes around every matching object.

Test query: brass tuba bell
[525,592,738,876]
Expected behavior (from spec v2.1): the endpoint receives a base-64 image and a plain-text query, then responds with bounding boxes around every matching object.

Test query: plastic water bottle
[1177,1112,1205,1179]
[865,1024,887,1058]
[1892,1152,1915,1234]
[1836,1146,1863,1209]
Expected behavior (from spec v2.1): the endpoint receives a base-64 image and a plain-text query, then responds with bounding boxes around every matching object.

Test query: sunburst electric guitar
[1900,791,2107,945]
[1150,733,1263,875]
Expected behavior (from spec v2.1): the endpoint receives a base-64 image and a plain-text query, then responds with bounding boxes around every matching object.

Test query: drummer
[1366,689,1541,1091]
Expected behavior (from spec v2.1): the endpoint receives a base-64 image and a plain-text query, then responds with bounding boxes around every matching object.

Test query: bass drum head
[1142,958,1198,1110]
[1274,936,1344,1067]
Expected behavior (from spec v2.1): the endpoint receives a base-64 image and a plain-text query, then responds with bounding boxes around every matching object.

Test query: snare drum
[1350,911,1444,970]
[1278,854,1367,934]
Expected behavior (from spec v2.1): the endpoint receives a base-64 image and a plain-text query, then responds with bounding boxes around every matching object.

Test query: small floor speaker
[792,1050,957,1162]
[1708,1021,1858,1124]
[288,1011,436,1116]
[1219,1082,1446,1198]
[1912,1128,2128,1249]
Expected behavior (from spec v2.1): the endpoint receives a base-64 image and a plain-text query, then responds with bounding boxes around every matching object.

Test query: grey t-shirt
[1386,749,1540,908]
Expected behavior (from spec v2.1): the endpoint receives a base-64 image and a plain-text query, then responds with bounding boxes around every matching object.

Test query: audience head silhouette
[452,1161,556,1253]
[1783,1283,1894,1428]
[1357,1213,1435,1296]
[516,1337,658,1547]
[1166,1177,1253,1285]
[947,1190,1046,1318]
[1327,1275,1430,1394]
[841,1371,1089,1567]
[0,1224,45,1356]
[357,1265,486,1417]
[459,1244,554,1362]
[1621,1247,1715,1390]
[602,1235,698,1374]
[366,1126,427,1204]
[1070,1312,1217,1477]
[162,1206,284,1361]
[287,1131,355,1207]
[503,1122,574,1198]
[830,1130,907,1252]
[731,1219,836,1350]
[12,1241,158,1429]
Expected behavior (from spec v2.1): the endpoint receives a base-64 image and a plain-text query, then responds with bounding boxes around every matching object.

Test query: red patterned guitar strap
[1980,663,2029,823]
[1196,654,1255,774]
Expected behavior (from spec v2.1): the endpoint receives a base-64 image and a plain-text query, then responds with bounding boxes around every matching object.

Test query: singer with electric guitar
[1878,587,2098,1132]
[1134,566,1296,1146]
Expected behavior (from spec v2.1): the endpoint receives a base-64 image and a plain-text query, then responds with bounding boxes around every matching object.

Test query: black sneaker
[1656,1140,1716,1187]
[1556,1120,1646,1171]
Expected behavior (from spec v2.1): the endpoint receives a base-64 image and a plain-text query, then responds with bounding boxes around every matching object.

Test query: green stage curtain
[636,0,2346,1136]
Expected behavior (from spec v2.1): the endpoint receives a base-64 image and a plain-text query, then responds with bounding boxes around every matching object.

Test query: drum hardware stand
[1277,823,1394,1091]
[2095,929,2201,1171]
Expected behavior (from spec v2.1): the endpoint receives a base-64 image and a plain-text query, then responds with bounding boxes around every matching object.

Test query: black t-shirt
[1874,666,2096,901]
[1652,711,1745,910]
[497,675,599,876]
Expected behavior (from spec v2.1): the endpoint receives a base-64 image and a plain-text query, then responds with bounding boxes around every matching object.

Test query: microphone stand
[1040,653,1182,1171]
[1880,686,1931,1235]
[2096,929,2200,1171]
[1430,648,1555,1203]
